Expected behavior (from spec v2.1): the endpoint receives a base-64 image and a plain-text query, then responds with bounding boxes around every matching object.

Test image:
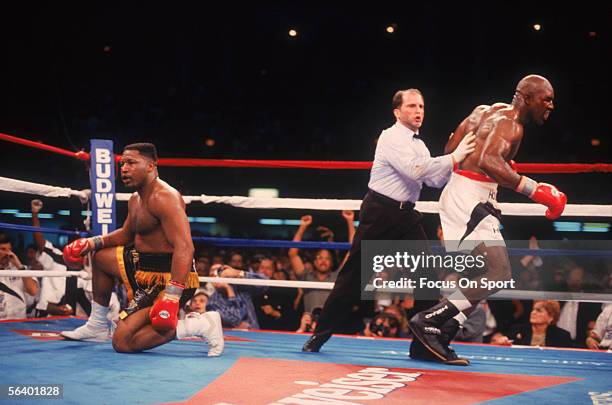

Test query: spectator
[296,308,323,333]
[0,233,39,319]
[363,313,400,338]
[257,258,275,279]
[30,200,91,317]
[557,267,602,347]
[186,292,209,315]
[207,264,267,328]
[212,254,224,266]
[586,303,612,350]
[382,304,410,337]
[453,302,486,343]
[228,252,245,270]
[275,256,292,273]
[255,269,299,331]
[248,254,265,274]
[24,244,41,269]
[491,300,573,348]
[195,253,211,278]
[194,252,215,297]
[288,215,341,314]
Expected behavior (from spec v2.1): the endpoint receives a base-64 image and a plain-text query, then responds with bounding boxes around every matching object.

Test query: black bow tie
[413,133,422,140]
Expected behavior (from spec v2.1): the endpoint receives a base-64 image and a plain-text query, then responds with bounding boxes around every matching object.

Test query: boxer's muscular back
[446,103,524,181]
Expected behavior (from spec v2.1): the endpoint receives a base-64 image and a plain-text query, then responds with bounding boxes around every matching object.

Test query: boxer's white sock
[87,302,110,329]
[448,290,472,312]
[453,311,468,325]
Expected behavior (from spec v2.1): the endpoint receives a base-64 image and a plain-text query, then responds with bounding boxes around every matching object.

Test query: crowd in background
[1,203,611,351]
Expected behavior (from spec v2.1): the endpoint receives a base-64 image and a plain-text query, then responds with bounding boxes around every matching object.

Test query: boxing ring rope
[1,132,612,173]
[0,176,91,202]
[2,176,612,217]
[3,270,610,303]
[1,133,611,303]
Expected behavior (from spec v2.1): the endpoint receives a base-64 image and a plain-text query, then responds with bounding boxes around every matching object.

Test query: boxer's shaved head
[512,74,555,125]
[515,75,553,99]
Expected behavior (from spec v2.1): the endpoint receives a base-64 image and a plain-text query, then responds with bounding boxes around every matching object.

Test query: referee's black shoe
[302,331,332,352]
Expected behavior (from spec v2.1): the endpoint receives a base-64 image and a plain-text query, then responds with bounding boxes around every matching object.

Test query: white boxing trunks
[439,171,505,252]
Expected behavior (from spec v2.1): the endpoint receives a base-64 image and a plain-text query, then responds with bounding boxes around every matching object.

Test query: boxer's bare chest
[129,197,160,236]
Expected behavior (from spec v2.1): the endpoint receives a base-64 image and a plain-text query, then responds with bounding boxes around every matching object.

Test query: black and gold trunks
[116,246,199,315]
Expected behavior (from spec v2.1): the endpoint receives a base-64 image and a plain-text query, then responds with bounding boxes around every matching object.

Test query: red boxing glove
[150,281,185,332]
[62,238,92,269]
[515,177,567,220]
[531,183,567,220]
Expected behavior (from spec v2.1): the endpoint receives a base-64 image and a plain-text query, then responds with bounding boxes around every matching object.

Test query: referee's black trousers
[314,190,438,335]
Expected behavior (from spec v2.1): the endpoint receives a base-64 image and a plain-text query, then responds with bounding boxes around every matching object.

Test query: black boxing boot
[410,318,470,366]
[409,299,462,363]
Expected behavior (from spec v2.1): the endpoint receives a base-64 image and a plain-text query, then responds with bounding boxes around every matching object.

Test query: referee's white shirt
[368,121,453,202]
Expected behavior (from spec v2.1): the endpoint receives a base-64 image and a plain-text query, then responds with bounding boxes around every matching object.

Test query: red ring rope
[2,132,610,173]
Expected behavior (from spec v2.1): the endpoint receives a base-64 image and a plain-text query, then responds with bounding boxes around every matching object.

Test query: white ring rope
[2,272,609,302]
[200,277,611,302]
[198,276,334,289]
[0,176,90,203]
[0,270,91,280]
[1,176,611,217]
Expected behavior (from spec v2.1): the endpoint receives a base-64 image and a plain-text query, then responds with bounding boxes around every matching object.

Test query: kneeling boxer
[61,143,223,356]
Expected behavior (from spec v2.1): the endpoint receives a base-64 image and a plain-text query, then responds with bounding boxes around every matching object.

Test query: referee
[302,89,475,359]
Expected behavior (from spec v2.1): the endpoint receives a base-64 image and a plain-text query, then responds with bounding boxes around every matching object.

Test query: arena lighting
[260,218,283,225]
[583,222,610,233]
[204,138,215,147]
[259,218,360,227]
[57,210,70,216]
[386,25,395,34]
[533,23,542,31]
[248,188,279,198]
[187,217,217,224]
[282,219,301,226]
[288,29,297,37]
[14,213,54,219]
[259,219,302,226]
[553,221,581,232]
[0,209,19,214]
[591,138,601,146]
[13,213,32,218]
[553,221,611,233]
[2,210,54,219]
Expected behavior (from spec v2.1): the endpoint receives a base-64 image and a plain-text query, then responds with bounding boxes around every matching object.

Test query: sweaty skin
[103,150,194,284]
[444,103,523,189]
[87,149,195,353]
[444,76,554,189]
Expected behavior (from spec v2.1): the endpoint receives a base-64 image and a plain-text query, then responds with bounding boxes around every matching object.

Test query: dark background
[0,3,610,241]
